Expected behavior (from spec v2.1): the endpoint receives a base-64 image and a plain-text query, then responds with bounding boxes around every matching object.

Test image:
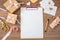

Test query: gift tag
[50,16,60,29]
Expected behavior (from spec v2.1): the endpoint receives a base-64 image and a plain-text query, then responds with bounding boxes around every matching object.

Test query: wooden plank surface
[0,0,60,40]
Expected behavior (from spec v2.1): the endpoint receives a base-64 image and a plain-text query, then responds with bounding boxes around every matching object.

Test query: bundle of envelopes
[3,0,20,24]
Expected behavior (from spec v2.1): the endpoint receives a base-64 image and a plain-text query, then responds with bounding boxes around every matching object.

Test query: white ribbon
[2,29,12,40]
[0,8,7,11]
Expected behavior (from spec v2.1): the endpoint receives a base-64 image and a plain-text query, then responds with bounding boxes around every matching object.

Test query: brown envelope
[6,13,17,24]
[3,0,20,13]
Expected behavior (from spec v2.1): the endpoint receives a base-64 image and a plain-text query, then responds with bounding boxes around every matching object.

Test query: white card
[21,7,43,39]
[44,6,57,16]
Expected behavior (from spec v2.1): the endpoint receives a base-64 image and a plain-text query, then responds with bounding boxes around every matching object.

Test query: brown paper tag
[50,16,60,29]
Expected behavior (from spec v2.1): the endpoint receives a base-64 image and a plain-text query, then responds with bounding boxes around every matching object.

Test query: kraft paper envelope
[6,13,17,24]
[21,7,43,39]
[3,0,20,13]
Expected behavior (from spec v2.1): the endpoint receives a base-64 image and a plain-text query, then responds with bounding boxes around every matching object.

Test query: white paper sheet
[21,7,43,39]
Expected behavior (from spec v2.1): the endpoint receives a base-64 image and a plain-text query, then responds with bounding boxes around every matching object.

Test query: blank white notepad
[21,7,43,39]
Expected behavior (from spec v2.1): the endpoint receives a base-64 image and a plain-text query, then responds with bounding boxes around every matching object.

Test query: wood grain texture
[0,0,60,40]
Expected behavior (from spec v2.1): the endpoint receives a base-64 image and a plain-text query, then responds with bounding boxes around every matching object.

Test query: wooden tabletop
[0,0,60,40]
